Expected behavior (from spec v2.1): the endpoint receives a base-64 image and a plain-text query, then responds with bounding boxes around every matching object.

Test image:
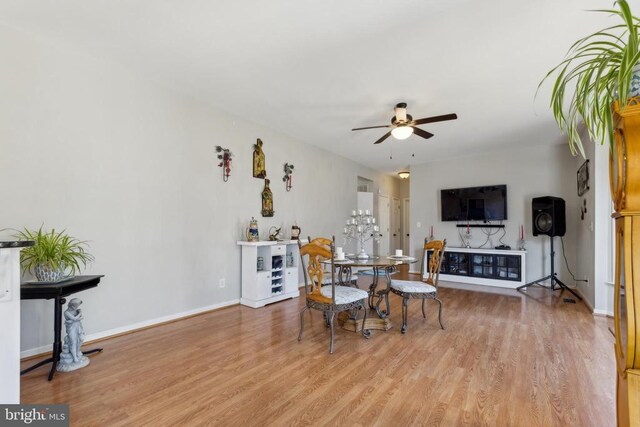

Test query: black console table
[21,275,104,381]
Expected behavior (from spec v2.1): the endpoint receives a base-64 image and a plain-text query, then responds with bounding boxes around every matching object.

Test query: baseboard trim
[20,298,240,360]
[571,288,614,316]
[593,308,614,317]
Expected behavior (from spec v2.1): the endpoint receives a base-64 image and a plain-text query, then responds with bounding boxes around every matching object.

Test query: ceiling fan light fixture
[391,126,413,140]
[398,170,410,179]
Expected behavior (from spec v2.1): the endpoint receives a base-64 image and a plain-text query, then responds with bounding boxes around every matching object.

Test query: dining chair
[298,236,370,353]
[308,238,359,287]
[389,239,447,334]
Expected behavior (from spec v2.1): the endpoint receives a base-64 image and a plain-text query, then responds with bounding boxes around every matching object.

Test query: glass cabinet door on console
[471,255,493,277]
[440,252,469,276]
[495,255,521,281]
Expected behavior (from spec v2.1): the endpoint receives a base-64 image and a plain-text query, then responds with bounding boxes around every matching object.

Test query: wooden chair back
[421,239,447,286]
[298,237,335,304]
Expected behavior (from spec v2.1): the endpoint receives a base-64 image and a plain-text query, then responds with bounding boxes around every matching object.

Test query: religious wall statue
[262,178,274,217]
[253,138,266,178]
[57,298,90,372]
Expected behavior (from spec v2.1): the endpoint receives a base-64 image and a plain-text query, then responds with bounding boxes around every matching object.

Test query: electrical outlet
[417,222,422,228]
[219,278,226,288]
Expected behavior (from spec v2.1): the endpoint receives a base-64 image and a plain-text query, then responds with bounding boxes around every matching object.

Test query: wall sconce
[216,146,233,182]
[283,163,294,191]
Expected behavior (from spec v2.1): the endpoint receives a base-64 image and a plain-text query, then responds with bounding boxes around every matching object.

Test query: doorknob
[406,234,409,237]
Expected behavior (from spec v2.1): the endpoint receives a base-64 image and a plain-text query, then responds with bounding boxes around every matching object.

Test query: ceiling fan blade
[412,127,434,140]
[413,113,458,125]
[352,125,391,131]
[373,131,392,145]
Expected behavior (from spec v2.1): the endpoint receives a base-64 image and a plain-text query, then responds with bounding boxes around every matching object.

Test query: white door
[391,197,401,253]
[377,194,390,255]
[402,198,410,255]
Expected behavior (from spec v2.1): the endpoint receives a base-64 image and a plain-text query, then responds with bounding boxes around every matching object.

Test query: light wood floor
[21,274,615,426]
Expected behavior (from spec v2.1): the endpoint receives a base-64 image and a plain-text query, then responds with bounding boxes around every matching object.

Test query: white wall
[409,144,579,284]
[0,24,404,353]
[574,135,614,314]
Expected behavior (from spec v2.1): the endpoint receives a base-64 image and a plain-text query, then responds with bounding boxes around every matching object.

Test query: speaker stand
[517,236,582,300]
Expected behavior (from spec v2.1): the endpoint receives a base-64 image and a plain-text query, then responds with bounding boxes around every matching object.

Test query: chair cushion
[321,285,368,304]
[390,280,436,294]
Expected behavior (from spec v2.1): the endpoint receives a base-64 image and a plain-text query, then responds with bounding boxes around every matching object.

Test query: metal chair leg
[298,306,309,341]
[421,299,426,319]
[328,312,336,354]
[401,297,409,334]
[434,297,444,329]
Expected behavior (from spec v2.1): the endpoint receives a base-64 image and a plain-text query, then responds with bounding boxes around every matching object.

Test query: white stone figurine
[57,298,90,372]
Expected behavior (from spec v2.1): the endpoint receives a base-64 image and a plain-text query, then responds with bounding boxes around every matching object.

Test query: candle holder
[518,238,526,251]
[215,146,233,182]
[343,210,382,259]
[283,163,294,192]
[461,228,472,248]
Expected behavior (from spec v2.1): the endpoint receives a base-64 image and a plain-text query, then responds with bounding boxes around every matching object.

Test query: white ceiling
[0,0,612,174]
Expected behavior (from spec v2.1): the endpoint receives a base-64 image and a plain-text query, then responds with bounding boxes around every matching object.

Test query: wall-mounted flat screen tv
[440,185,507,221]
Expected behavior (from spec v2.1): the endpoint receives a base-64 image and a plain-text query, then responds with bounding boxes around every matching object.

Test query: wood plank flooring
[21,275,615,426]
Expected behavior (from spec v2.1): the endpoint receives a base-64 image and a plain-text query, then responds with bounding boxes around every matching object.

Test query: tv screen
[441,185,507,221]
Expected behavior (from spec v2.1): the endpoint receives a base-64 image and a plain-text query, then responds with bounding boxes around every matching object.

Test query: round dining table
[331,254,419,331]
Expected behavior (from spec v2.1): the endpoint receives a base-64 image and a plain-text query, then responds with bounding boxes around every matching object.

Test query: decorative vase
[629,63,640,99]
[34,263,64,282]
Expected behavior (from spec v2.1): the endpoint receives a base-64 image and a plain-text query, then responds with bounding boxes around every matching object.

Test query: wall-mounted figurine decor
[261,178,274,217]
[216,146,233,182]
[283,163,294,191]
[577,159,590,196]
[253,138,266,178]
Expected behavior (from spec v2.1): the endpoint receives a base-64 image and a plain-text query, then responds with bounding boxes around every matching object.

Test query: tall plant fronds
[539,0,640,156]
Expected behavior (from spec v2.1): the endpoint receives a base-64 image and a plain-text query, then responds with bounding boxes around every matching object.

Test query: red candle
[520,225,524,240]
[430,225,433,236]
[467,223,470,233]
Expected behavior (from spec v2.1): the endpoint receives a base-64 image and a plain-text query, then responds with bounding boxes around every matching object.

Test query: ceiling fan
[352,103,457,145]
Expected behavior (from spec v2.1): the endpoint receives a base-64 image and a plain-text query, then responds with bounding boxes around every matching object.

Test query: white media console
[426,247,527,289]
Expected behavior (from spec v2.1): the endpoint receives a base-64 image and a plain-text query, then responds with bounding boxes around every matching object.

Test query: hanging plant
[283,163,294,191]
[216,146,233,182]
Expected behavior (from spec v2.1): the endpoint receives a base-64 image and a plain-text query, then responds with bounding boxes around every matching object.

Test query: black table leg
[20,296,65,381]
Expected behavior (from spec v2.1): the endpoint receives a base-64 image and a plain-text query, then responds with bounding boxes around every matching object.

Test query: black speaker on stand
[517,196,582,300]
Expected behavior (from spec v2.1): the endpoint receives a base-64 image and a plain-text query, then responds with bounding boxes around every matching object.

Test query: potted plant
[540,0,640,156]
[12,226,94,282]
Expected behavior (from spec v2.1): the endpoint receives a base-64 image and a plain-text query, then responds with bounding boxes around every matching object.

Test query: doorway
[377,194,390,255]
[357,191,374,255]
[402,198,410,255]
[391,197,401,253]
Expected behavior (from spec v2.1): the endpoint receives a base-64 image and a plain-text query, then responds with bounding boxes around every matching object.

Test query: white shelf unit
[425,246,527,289]
[237,240,301,308]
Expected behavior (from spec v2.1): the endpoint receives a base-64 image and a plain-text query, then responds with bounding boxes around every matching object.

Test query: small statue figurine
[253,138,266,179]
[269,226,282,241]
[57,298,90,372]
